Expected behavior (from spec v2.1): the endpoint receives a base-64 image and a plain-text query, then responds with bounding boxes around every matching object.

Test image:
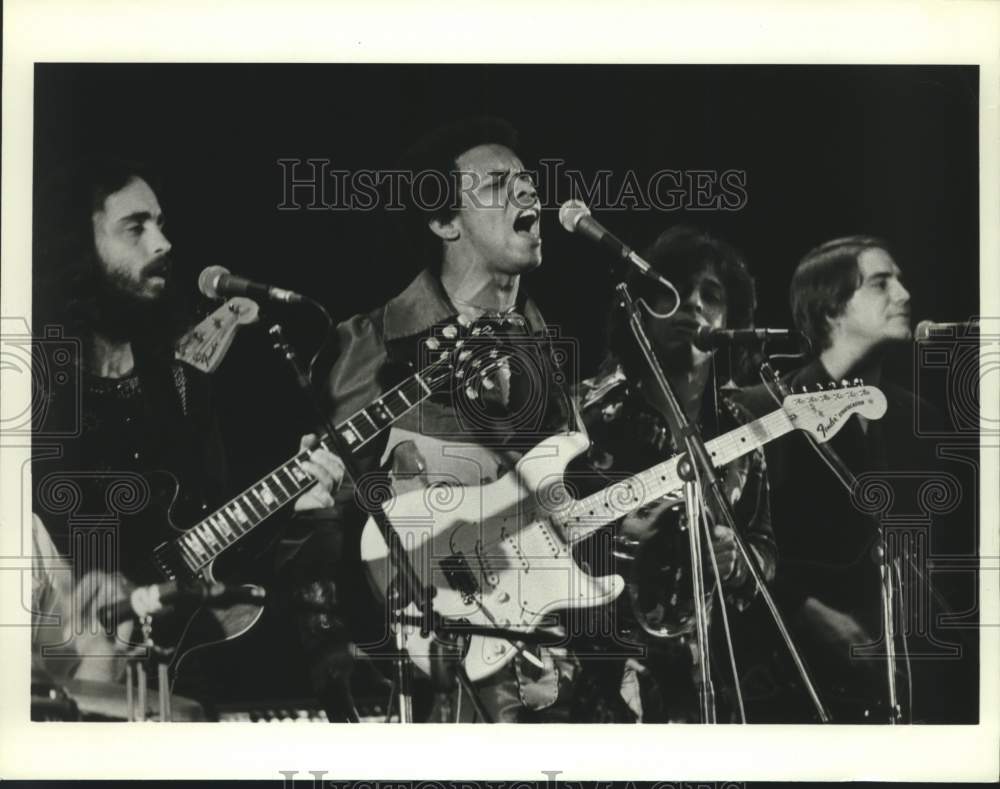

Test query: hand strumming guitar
[621,498,739,583]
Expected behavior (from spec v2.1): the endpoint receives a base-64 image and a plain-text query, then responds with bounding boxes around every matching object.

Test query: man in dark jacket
[570,225,776,722]
[282,118,578,722]
[31,157,342,705]
[734,235,978,723]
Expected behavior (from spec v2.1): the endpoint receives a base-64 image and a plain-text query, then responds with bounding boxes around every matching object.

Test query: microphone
[198,265,305,304]
[693,326,804,352]
[558,200,675,292]
[914,319,980,341]
[98,580,266,629]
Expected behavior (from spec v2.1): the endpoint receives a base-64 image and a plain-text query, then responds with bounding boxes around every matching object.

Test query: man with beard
[569,225,776,722]
[31,157,342,701]
[280,118,578,722]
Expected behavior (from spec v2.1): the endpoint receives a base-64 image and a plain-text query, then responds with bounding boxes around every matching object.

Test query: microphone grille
[692,326,716,351]
[558,199,590,234]
[913,320,932,342]
[198,265,230,299]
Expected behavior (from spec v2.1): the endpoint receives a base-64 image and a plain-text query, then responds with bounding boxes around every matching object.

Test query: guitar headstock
[782,381,887,442]
[175,297,260,373]
[417,316,509,398]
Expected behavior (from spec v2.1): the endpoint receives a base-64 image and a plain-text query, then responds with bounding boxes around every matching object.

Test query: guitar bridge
[440,552,480,605]
[152,542,195,582]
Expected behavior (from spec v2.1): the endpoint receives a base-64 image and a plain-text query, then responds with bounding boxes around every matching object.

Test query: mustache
[142,254,173,278]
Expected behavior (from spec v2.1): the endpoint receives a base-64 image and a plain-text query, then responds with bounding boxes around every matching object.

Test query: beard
[91,256,180,344]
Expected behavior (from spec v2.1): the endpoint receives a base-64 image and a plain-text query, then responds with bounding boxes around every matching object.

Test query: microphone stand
[123,615,175,721]
[753,351,904,724]
[269,323,492,723]
[269,322,425,724]
[616,283,831,723]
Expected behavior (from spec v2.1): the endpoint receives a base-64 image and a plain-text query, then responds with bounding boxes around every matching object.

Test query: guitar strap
[132,346,218,516]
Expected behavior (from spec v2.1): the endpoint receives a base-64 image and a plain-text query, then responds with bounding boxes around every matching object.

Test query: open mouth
[667,317,700,333]
[512,207,540,239]
[144,259,172,280]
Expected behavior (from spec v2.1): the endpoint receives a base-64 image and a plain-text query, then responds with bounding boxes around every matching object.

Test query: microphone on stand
[198,265,305,304]
[914,319,980,341]
[98,580,266,629]
[693,326,805,352]
[558,200,676,293]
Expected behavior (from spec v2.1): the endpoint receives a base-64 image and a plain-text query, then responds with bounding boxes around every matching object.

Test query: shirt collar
[383,268,548,341]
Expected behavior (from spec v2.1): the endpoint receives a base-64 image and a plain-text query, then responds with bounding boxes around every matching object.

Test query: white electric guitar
[361,382,888,682]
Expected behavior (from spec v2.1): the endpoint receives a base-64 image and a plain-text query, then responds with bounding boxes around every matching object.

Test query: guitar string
[562,390,869,542]
[455,393,866,559]
[179,388,846,573]
[174,343,509,571]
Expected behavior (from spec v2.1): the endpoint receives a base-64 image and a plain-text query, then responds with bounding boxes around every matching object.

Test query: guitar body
[113,471,266,675]
[613,500,718,642]
[360,432,625,682]
[360,384,890,683]
[165,561,265,675]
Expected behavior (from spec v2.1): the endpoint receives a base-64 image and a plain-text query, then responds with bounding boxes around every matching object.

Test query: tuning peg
[442,325,458,339]
[465,386,478,400]
[854,377,864,385]
[471,327,482,336]
[458,350,471,362]
[482,378,496,391]
[425,337,441,350]
[827,382,838,390]
[841,379,850,387]
[456,314,471,327]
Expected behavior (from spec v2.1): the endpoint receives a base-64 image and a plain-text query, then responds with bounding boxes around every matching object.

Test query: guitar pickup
[440,552,480,604]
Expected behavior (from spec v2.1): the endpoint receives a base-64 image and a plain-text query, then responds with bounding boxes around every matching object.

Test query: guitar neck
[331,369,434,453]
[565,406,794,542]
[171,365,440,573]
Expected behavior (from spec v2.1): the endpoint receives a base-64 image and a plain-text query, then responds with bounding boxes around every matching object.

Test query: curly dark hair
[790,235,891,353]
[605,224,758,382]
[394,116,520,268]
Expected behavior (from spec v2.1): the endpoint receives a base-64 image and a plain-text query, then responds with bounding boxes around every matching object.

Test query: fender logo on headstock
[784,384,887,443]
[175,297,260,373]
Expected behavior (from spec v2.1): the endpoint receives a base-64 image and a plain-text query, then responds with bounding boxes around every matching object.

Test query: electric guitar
[360,382,888,681]
[145,317,505,668]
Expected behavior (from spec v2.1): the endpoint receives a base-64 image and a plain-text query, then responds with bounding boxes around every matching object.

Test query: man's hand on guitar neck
[293,434,346,512]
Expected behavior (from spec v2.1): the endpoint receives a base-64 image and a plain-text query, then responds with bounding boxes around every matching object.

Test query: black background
[32,63,981,706]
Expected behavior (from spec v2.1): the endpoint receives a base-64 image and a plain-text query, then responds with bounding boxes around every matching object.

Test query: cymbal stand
[124,615,172,722]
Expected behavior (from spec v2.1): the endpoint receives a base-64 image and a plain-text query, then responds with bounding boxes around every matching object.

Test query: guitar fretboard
[173,366,441,573]
[334,373,432,451]
[564,407,794,542]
